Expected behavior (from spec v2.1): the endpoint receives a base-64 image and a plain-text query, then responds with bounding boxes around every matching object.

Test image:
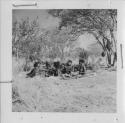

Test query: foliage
[79,48,89,60]
[49,9,117,66]
[12,17,40,59]
[12,18,77,61]
[12,9,117,67]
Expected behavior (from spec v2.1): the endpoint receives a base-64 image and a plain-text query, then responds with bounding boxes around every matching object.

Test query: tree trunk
[110,29,117,67]
[106,50,116,67]
[104,49,112,67]
[112,52,117,67]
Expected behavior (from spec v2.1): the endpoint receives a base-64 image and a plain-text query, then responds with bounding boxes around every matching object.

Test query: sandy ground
[12,69,116,112]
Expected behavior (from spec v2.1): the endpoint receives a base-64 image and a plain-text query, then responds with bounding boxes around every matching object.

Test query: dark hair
[53,61,60,69]
[67,60,72,63]
[79,59,85,63]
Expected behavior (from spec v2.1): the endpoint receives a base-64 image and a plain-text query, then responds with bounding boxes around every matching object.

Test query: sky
[77,33,96,50]
[13,9,101,52]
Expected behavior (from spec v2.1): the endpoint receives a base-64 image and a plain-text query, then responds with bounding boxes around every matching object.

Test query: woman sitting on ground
[26,60,40,78]
[78,59,86,75]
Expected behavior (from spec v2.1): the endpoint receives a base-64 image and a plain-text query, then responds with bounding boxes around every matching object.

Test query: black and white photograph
[12,9,117,112]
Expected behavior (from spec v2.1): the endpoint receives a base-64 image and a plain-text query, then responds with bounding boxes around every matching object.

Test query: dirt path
[12,70,116,112]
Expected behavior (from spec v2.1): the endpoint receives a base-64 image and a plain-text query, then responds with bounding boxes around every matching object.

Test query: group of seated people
[26,59,86,78]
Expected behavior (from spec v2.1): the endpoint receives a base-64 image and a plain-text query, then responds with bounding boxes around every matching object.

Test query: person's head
[74,66,78,72]
[79,59,85,65]
[67,60,72,66]
[61,63,65,68]
[54,61,60,69]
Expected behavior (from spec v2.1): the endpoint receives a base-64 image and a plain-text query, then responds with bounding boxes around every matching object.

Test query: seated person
[66,60,73,75]
[61,60,72,77]
[71,65,79,77]
[60,63,67,74]
[26,60,40,78]
[78,59,86,75]
[53,61,60,76]
[45,63,53,77]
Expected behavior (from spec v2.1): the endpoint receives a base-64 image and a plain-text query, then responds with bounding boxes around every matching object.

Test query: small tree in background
[12,17,40,60]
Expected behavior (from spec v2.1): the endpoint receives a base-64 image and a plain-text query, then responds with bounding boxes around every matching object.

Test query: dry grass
[12,68,116,112]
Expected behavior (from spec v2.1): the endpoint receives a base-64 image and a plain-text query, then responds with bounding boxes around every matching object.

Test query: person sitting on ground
[26,60,40,78]
[60,62,71,79]
[71,65,79,78]
[60,63,67,75]
[64,60,73,77]
[44,62,53,77]
[53,61,60,76]
[78,59,86,76]
[44,61,52,77]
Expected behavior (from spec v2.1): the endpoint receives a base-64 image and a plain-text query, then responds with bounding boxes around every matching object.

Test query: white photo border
[1,0,125,123]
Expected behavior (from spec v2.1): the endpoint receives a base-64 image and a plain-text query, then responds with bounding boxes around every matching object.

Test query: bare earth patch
[12,70,116,112]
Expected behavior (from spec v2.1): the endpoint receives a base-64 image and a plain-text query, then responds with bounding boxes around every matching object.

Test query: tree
[12,17,40,60]
[48,9,117,67]
[50,27,79,61]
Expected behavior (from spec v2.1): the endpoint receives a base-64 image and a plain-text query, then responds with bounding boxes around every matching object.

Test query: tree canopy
[12,9,117,67]
[48,9,117,66]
